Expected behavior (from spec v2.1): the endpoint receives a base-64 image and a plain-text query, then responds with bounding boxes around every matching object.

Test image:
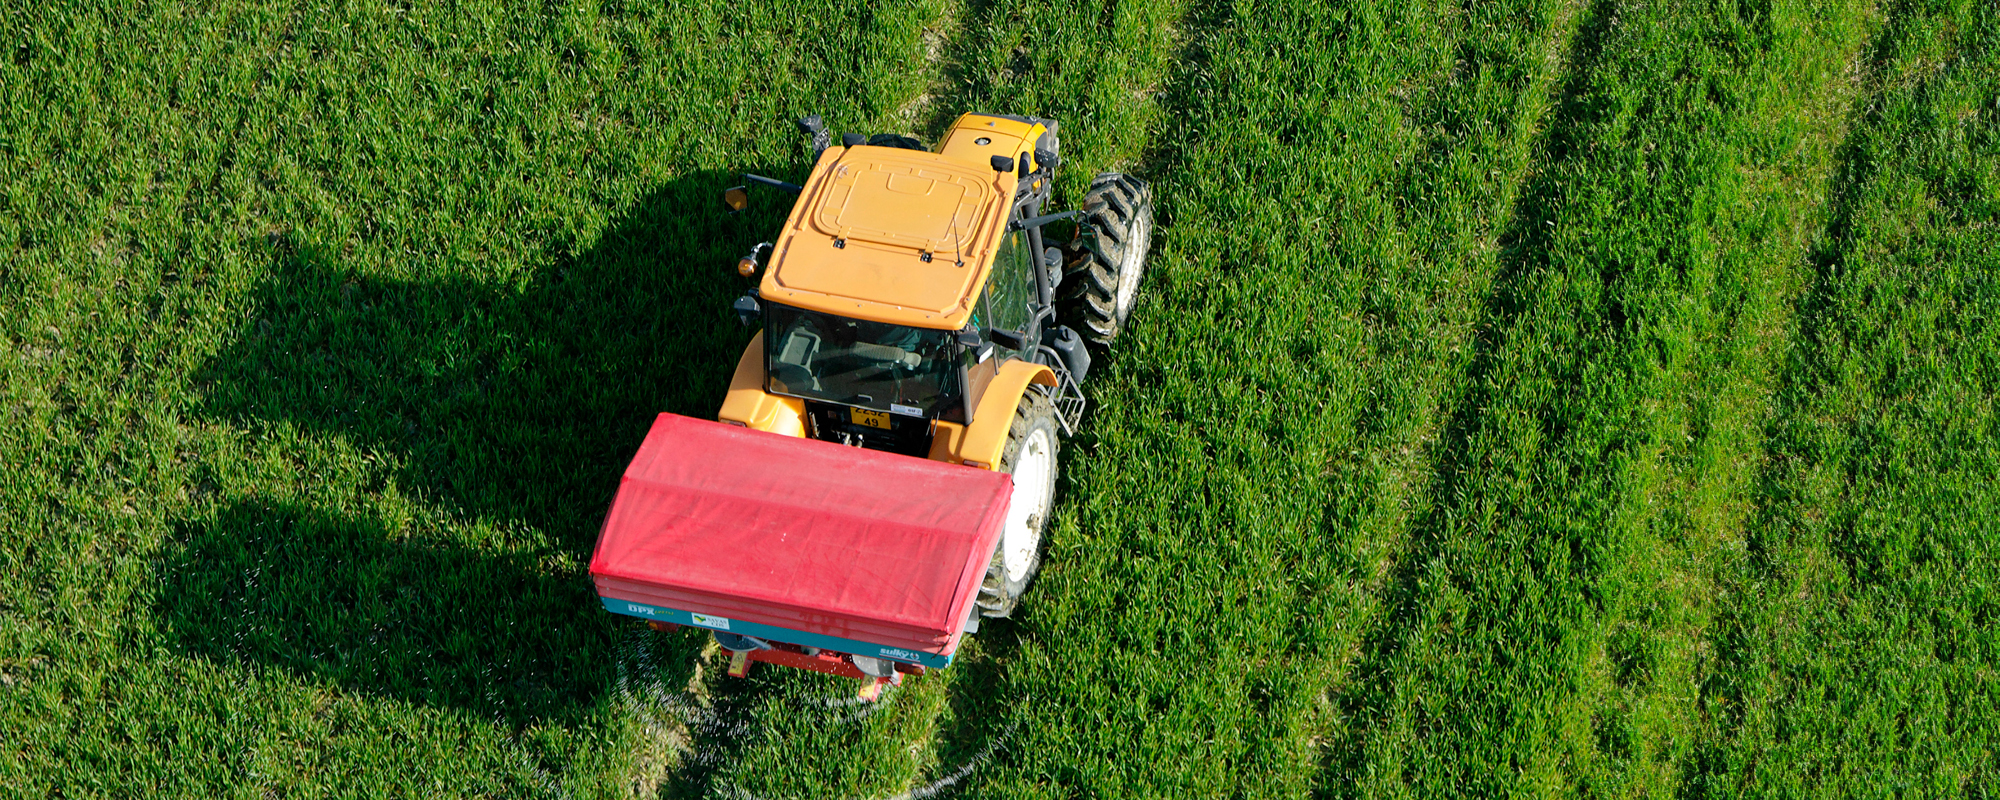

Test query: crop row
[998,0,1591,794]
[1325,0,1879,792]
[1690,0,2000,791]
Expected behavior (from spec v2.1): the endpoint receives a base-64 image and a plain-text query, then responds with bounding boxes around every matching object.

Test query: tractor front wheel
[976,390,1059,618]
[1059,173,1155,347]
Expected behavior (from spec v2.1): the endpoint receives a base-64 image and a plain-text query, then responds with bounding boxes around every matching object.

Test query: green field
[2,0,1995,795]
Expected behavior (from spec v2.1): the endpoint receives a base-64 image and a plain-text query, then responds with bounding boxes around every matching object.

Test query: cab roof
[758,145,1016,330]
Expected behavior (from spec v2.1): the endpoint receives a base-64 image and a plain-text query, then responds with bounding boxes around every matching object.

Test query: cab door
[982,229,1040,357]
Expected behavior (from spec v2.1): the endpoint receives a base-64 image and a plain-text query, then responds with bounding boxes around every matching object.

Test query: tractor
[589,113,1155,696]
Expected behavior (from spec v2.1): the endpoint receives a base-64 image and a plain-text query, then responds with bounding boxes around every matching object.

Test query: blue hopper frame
[601,597,958,670]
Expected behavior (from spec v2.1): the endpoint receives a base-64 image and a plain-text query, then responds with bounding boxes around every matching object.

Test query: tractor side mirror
[723,186,749,212]
[733,294,761,327]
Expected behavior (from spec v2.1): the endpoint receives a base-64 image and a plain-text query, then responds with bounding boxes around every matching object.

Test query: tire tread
[1057,173,1153,347]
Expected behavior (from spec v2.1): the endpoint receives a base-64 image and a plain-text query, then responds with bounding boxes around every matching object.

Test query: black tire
[974,389,1060,619]
[1058,173,1155,347]
[867,133,926,151]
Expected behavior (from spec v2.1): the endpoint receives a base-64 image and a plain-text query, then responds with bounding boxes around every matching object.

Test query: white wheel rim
[1001,428,1054,583]
[1114,206,1152,321]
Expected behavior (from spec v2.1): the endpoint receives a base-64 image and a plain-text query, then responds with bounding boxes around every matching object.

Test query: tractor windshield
[763,303,961,417]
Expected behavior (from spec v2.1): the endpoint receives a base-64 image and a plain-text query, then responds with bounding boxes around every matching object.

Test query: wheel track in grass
[1144,0,1599,788]
[1287,0,1596,731]
[1318,2,1637,789]
[956,0,1607,793]
[812,0,1614,790]
[1320,0,1882,791]
[1687,0,2000,790]
[616,627,1018,799]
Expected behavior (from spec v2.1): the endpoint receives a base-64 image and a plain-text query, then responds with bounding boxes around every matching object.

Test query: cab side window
[982,230,1036,350]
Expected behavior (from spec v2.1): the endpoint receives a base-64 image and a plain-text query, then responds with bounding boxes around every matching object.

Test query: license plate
[849,408,892,429]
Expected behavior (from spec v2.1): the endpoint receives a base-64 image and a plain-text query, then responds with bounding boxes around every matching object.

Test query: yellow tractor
[589,113,1154,689]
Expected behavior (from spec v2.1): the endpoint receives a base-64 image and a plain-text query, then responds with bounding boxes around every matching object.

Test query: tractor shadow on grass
[157,500,707,729]
[166,166,804,724]
[172,155,1051,782]
[195,166,798,539]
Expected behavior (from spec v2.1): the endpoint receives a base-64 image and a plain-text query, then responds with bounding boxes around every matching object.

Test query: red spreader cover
[590,413,1012,654]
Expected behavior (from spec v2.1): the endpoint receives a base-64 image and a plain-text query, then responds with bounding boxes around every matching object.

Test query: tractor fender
[949,359,1057,470]
[717,332,807,437]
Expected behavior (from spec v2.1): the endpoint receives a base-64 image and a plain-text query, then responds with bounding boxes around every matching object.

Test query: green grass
[0,1,946,795]
[1688,0,2000,792]
[2,0,1996,796]
[1324,0,1879,793]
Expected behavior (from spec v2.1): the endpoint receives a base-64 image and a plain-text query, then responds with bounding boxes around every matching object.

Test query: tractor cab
[725,114,1087,456]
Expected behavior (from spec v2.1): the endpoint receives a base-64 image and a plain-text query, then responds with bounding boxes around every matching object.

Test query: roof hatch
[761,146,1013,330]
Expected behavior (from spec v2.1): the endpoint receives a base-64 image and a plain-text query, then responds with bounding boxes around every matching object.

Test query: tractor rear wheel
[1059,173,1155,347]
[976,389,1059,618]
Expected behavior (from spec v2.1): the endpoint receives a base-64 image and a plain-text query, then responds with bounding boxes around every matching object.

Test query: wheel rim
[1001,427,1054,583]
[1114,205,1153,322]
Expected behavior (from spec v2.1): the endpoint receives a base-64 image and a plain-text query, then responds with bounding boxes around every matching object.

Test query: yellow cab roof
[758,132,1026,331]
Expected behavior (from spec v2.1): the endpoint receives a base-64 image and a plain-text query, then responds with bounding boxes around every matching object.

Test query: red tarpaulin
[590,413,1012,653]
